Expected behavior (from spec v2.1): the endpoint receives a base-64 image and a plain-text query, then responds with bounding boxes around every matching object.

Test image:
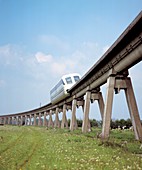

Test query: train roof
[61,73,81,79]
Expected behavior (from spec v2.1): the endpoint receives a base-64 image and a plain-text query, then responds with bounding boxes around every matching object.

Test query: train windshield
[65,77,72,84]
[74,76,80,82]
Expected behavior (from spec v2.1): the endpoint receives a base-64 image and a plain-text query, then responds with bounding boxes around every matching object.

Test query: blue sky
[0,0,142,120]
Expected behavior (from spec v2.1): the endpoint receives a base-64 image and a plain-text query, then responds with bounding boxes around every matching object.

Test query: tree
[77,119,82,127]
[90,119,98,127]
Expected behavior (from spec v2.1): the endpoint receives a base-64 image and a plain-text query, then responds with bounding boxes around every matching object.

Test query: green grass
[0,126,142,170]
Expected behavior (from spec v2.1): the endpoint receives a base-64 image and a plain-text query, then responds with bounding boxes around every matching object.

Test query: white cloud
[35,52,53,63]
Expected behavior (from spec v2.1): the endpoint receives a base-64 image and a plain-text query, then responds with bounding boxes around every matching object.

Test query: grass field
[0,125,142,170]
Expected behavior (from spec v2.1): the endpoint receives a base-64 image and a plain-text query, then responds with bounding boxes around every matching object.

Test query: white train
[50,73,81,104]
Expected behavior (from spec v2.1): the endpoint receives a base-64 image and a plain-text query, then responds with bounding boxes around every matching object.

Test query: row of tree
[68,118,136,128]
[110,119,132,129]
[31,118,142,128]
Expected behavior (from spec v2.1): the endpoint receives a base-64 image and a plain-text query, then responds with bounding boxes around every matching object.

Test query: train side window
[74,76,80,82]
[56,80,64,89]
[50,79,64,94]
[65,77,72,84]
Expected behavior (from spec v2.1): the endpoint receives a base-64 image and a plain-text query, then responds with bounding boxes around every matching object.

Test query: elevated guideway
[0,11,142,141]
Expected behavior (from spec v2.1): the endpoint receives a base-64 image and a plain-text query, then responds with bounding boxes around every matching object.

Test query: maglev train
[50,73,81,104]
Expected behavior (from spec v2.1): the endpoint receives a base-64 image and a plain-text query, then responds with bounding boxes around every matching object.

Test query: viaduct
[0,11,142,141]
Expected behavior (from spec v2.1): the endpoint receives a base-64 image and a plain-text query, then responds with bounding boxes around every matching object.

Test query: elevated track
[0,11,142,141]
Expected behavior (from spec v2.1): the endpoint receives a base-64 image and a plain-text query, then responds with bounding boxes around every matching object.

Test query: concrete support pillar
[29,115,32,126]
[8,117,11,124]
[4,117,6,125]
[61,104,68,129]
[10,117,13,125]
[82,91,91,133]
[125,78,142,141]
[102,76,115,139]
[38,113,42,126]
[101,74,142,141]
[6,117,8,124]
[0,118,2,124]
[11,117,14,125]
[6,117,9,124]
[70,98,78,131]
[91,91,105,120]
[7,117,9,124]
[14,117,16,125]
[98,92,105,120]
[10,117,12,124]
[21,116,24,125]
[81,104,91,131]
[34,113,37,126]
[25,115,27,125]
[43,112,48,126]
[18,116,21,125]
[15,117,18,125]
[11,117,12,125]
[13,117,16,125]
[48,110,54,128]
[54,108,60,128]
[0,118,3,124]
[12,117,15,125]
[0,118,4,124]
[2,118,4,124]
[31,115,34,125]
